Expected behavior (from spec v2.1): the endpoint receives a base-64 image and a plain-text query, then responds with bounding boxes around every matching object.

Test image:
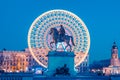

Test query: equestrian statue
[49,25,75,51]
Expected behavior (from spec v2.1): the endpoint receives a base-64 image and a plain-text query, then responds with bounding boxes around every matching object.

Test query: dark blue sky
[0,0,120,63]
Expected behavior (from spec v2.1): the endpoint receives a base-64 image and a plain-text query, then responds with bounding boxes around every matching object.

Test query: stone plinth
[47,51,76,76]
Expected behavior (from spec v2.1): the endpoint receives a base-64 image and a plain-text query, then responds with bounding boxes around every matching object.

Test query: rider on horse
[49,25,75,51]
[58,25,65,42]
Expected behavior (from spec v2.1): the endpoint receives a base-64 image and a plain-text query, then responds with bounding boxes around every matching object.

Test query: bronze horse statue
[49,25,75,51]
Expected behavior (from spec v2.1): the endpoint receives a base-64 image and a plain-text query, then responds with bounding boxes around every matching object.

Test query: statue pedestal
[47,51,76,76]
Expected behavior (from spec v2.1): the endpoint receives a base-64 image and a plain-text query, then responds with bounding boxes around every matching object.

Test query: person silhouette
[59,25,65,42]
[59,25,65,36]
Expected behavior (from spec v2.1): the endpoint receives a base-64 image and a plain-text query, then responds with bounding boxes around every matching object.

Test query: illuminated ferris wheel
[28,9,90,68]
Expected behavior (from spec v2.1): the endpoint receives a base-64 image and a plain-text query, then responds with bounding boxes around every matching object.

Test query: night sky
[0,0,120,63]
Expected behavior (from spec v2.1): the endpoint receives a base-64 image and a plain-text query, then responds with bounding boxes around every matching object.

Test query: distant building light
[35,70,42,74]
[16,70,19,73]
[26,67,28,71]
[10,71,12,72]
[32,69,34,71]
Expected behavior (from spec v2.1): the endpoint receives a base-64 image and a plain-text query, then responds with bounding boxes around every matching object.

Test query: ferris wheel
[28,9,90,68]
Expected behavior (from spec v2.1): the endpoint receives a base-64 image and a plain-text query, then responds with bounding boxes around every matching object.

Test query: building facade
[0,48,89,73]
[76,54,89,73]
[103,42,120,75]
[0,48,40,72]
